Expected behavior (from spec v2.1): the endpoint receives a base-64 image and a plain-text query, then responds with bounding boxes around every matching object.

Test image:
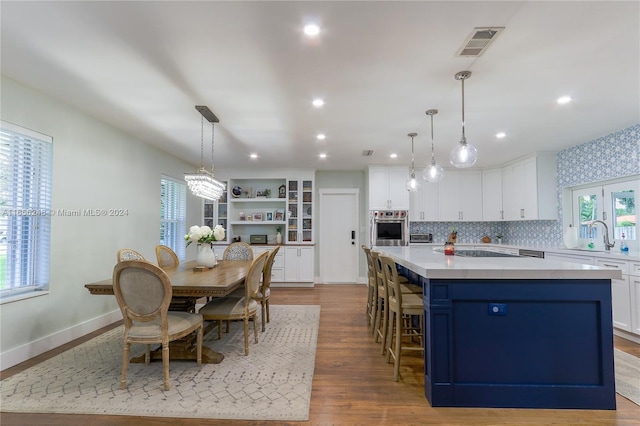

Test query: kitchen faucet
[588,220,615,251]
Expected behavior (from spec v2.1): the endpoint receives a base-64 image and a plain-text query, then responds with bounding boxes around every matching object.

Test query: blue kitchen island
[376,245,622,409]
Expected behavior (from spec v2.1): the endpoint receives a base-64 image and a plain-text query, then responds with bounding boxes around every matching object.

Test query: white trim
[0,120,53,143]
[0,309,121,370]
[614,328,640,345]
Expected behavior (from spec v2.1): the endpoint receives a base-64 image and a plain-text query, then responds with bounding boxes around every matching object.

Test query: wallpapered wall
[410,124,640,247]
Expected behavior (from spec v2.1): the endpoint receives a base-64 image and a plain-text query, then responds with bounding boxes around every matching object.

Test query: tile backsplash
[411,124,640,247]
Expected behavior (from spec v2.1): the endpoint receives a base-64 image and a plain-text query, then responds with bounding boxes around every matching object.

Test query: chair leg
[379,300,389,355]
[265,299,270,323]
[393,309,402,382]
[162,341,170,390]
[243,317,249,356]
[217,320,223,339]
[121,342,130,390]
[261,301,266,332]
[145,344,151,365]
[197,324,203,366]
[253,313,258,344]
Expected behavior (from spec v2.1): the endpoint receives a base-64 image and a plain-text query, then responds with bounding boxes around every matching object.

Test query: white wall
[0,76,203,368]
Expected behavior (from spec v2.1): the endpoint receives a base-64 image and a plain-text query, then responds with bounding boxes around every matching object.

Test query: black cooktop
[454,249,520,258]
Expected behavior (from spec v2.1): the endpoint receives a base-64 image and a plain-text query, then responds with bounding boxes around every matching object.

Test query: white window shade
[160,176,186,260]
[0,121,53,301]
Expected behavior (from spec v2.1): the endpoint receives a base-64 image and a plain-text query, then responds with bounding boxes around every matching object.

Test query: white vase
[276,231,282,245]
[197,244,217,268]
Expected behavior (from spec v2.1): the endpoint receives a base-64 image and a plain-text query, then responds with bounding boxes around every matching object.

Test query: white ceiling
[2,1,639,172]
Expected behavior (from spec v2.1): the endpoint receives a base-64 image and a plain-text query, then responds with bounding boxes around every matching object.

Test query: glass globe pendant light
[405,132,421,192]
[423,109,444,182]
[449,71,478,168]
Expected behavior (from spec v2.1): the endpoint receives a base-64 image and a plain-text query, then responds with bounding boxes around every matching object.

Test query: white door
[319,188,359,283]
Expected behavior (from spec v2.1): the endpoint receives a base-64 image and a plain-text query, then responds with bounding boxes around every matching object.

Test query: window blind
[0,121,53,300]
[160,176,186,260]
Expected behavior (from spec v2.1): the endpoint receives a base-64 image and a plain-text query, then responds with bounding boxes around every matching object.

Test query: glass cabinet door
[286,179,313,244]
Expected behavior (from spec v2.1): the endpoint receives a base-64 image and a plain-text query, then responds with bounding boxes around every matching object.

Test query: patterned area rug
[0,305,320,420]
[615,348,640,406]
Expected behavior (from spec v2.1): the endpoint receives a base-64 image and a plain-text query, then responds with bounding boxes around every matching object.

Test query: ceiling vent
[456,27,504,57]
[362,150,374,157]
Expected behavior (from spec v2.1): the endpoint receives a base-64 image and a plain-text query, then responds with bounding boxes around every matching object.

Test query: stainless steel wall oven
[370,210,408,246]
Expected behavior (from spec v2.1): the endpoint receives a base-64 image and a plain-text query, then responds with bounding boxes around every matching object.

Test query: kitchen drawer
[631,262,640,277]
[595,258,630,275]
[271,268,284,282]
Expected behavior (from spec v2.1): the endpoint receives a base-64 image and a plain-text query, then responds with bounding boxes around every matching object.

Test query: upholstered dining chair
[155,245,179,268]
[117,248,145,262]
[223,242,254,261]
[228,246,279,332]
[112,260,203,391]
[198,250,268,355]
[379,254,424,382]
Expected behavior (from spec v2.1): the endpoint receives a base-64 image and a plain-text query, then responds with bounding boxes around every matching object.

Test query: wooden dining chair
[112,260,203,390]
[256,246,279,331]
[117,248,145,262]
[155,245,179,268]
[380,254,424,382]
[223,242,254,261]
[198,251,268,355]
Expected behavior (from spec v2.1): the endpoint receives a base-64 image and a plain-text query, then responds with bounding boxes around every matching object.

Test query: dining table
[85,259,252,364]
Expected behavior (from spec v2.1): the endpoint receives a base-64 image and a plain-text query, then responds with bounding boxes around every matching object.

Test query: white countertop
[374,245,623,280]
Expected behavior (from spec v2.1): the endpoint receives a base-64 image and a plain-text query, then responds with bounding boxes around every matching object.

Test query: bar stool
[362,245,377,326]
[380,254,424,381]
[371,251,420,353]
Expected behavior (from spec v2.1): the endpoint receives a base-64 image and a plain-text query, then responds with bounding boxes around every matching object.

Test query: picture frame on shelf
[265,211,274,221]
[274,210,284,221]
[252,212,263,221]
[278,184,286,198]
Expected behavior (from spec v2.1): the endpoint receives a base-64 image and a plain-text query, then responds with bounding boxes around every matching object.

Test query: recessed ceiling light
[312,98,324,108]
[318,153,327,159]
[496,132,506,139]
[316,133,326,140]
[304,23,321,37]
[390,153,398,159]
[250,153,258,159]
[557,96,572,105]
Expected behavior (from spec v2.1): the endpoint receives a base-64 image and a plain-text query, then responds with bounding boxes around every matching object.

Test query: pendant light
[449,71,478,168]
[423,109,444,182]
[405,132,421,192]
[184,106,226,200]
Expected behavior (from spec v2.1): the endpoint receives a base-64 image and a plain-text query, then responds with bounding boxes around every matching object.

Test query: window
[0,121,53,302]
[571,177,638,250]
[160,176,186,260]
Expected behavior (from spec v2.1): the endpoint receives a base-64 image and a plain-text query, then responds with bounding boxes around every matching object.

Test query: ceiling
[1,1,639,172]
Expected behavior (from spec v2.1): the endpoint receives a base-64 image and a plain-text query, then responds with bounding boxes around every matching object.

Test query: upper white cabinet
[368,166,410,210]
[437,170,483,222]
[501,153,556,221]
[409,182,439,221]
[482,168,503,221]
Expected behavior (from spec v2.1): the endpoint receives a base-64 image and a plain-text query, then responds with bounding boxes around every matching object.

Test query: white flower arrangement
[185,225,225,246]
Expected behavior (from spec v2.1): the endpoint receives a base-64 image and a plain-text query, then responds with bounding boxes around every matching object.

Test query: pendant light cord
[199,116,205,168]
[460,77,466,141]
[211,121,215,173]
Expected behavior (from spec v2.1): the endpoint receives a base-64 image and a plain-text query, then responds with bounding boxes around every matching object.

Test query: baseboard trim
[614,328,640,344]
[0,309,121,370]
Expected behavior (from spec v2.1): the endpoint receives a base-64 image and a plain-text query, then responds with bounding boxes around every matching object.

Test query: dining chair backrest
[243,251,269,310]
[223,242,254,261]
[362,246,376,289]
[113,260,172,332]
[117,248,145,262]
[155,245,179,268]
[260,246,280,294]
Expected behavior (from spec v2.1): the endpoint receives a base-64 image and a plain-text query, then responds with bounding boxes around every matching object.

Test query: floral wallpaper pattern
[410,124,640,247]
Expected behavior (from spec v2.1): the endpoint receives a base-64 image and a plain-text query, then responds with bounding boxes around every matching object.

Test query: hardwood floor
[2,284,640,425]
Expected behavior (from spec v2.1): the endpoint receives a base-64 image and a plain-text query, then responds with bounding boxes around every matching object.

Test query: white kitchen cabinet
[482,168,503,221]
[409,181,439,221]
[368,166,410,210]
[284,246,314,283]
[630,262,640,335]
[437,170,482,221]
[596,258,631,331]
[501,153,556,221]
